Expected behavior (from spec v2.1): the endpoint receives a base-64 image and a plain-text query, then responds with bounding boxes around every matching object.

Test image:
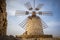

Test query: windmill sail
[19,18,28,29]
[35,4,44,10]
[38,11,52,16]
[15,10,29,16]
[24,2,33,10]
[41,19,48,29]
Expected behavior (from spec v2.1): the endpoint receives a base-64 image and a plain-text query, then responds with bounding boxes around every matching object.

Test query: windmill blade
[24,2,33,10]
[38,11,52,16]
[41,19,48,29]
[15,10,29,16]
[35,4,44,11]
[19,18,28,29]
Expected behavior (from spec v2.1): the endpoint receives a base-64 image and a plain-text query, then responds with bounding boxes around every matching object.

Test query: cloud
[7,17,25,36]
[44,21,60,36]
[47,21,60,27]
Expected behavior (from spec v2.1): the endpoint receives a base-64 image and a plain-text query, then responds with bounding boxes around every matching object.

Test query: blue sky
[6,0,60,37]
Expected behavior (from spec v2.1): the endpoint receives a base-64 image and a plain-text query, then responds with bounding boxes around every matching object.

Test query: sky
[6,0,60,37]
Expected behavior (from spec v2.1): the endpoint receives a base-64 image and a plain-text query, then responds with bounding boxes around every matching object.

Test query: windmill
[15,0,52,35]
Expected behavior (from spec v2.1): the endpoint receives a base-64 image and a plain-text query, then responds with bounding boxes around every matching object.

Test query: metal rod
[34,0,35,8]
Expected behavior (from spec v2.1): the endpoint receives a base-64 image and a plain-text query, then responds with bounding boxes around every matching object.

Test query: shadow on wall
[0,35,18,40]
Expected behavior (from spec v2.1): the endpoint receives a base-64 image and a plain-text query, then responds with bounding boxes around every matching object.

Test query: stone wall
[18,38,60,40]
[0,0,7,35]
[26,16,43,35]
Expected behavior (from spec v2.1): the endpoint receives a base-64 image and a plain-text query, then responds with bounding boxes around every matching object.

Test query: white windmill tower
[15,0,52,35]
